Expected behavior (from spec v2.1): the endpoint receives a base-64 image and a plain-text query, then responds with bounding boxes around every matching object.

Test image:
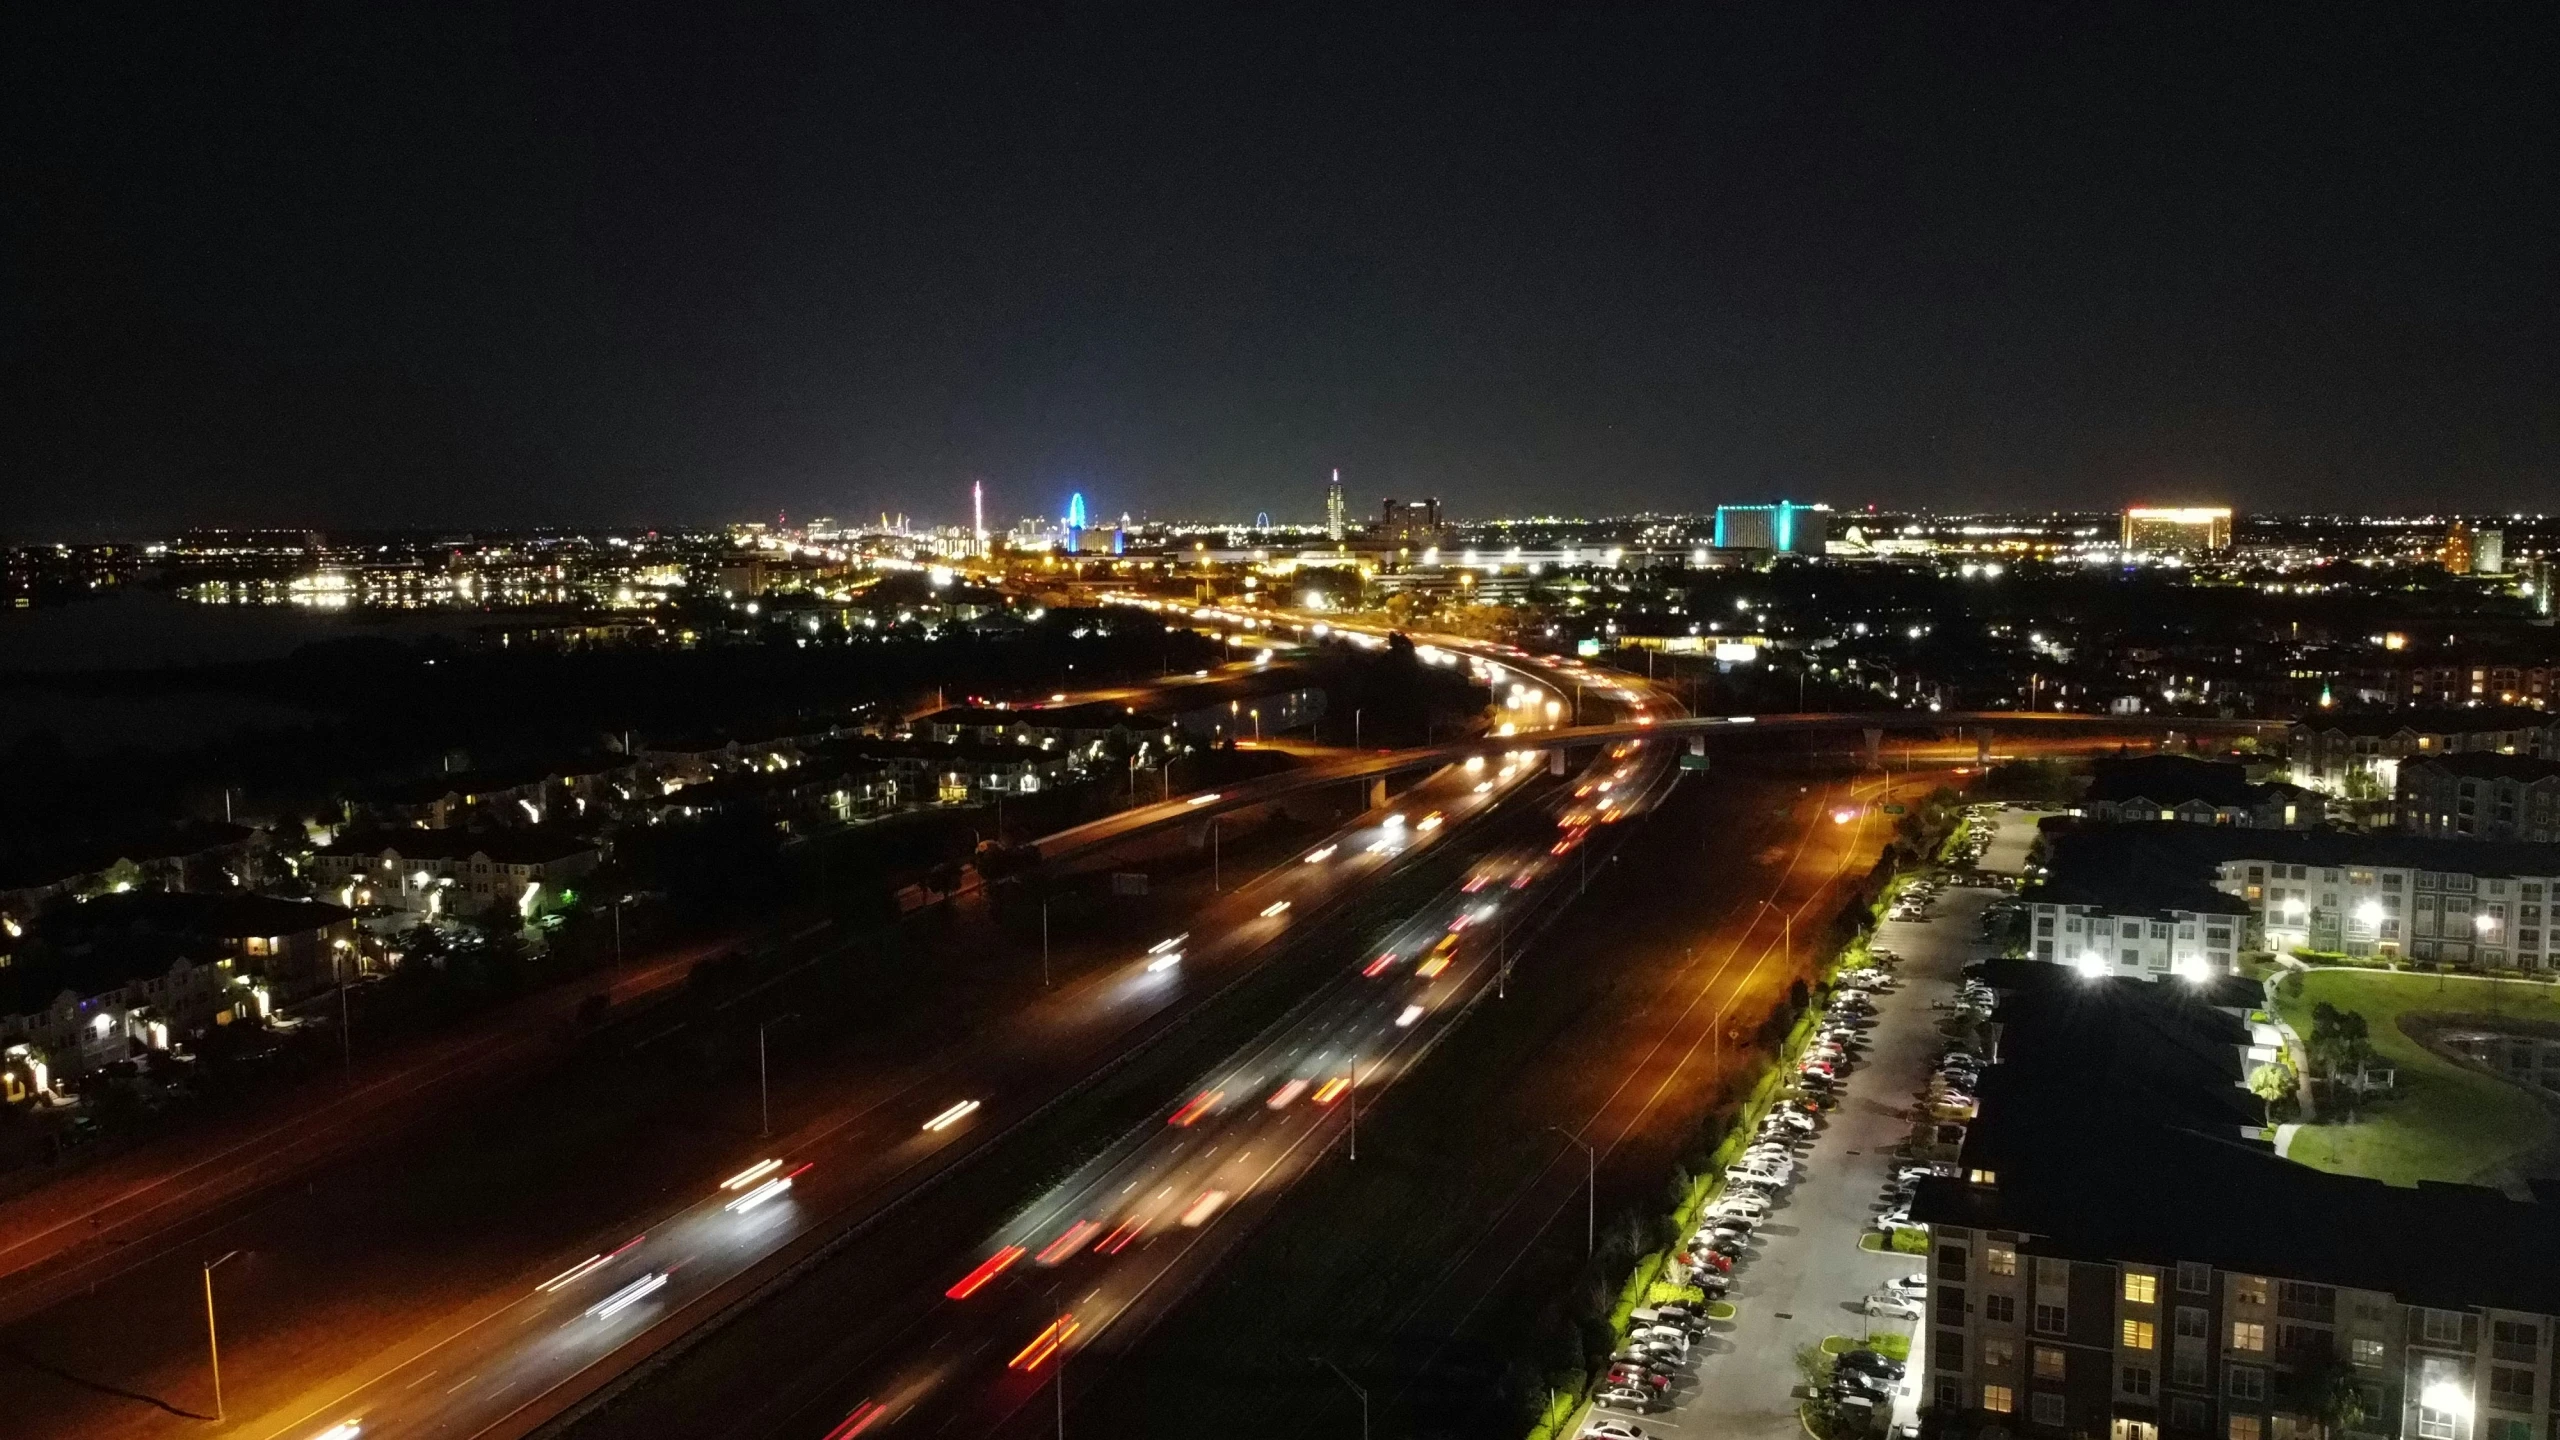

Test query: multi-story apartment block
[1917,971,2560,1440]
[2397,755,2560,843]
[2288,711,2560,797]
[2025,825,2560,973]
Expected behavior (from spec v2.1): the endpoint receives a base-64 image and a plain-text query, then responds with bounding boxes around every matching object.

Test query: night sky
[6,5,2554,533]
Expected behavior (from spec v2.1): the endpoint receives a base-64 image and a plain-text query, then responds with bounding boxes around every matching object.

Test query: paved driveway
[1601,885,1991,1440]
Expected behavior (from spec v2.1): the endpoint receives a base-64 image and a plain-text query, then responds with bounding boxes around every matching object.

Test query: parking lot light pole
[1550,1125,1595,1255]
[1314,1357,1369,1440]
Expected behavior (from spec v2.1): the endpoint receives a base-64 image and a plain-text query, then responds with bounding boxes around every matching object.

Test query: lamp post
[204,1249,242,1420]
[1757,898,1793,973]
[1041,899,1052,988]
[1550,1125,1595,1255]
[758,1012,799,1139]
[1315,1357,1370,1440]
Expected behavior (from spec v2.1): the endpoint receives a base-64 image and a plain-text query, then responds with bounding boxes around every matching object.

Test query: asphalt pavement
[1619,881,1991,1440]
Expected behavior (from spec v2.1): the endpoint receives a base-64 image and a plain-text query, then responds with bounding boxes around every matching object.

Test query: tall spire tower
[1325,468,1346,543]
[971,480,986,558]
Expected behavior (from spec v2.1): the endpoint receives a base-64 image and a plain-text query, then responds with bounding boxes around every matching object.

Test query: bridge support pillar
[1864,727,1884,770]
[1367,776,1389,810]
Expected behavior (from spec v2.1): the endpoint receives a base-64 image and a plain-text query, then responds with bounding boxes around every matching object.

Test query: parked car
[1885,1273,1927,1300]
[1583,1415,1648,1437]
[1874,1207,1914,1231]
[1838,1349,1906,1379]
[1863,1294,1923,1320]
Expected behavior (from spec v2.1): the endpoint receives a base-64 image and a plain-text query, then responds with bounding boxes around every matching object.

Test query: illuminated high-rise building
[1714,501,1829,556]
[2443,521,2474,575]
[2120,506,2231,555]
[1326,468,1347,542]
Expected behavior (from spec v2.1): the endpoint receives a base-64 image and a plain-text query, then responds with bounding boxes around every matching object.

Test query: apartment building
[2025,825,2560,973]
[311,828,605,921]
[2397,755,2560,843]
[2075,756,2319,830]
[1915,973,2560,1440]
[2287,711,2560,797]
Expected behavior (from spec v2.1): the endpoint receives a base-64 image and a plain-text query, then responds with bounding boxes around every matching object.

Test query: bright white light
[1396,1004,1425,1027]
[2072,952,2107,979]
[922,1100,981,1132]
[723,1176,792,1214]
[1383,813,1406,828]
[1303,845,1337,863]
[2420,1382,2472,1418]
[2282,897,2305,919]
[720,1158,783,1190]
[2354,900,2384,926]
[1148,934,1189,954]
[587,1272,669,1320]
[311,1424,364,1440]
[1260,900,1292,918]
[1186,792,1222,807]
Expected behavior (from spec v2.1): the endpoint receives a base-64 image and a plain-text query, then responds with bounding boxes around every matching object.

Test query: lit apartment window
[1982,1384,2014,1414]
[2123,1319,2157,1350]
[2125,1272,2159,1305]
[2034,1346,2066,1380]
[1989,1246,2018,1277]
[2231,1321,2266,1352]
[2233,1276,2268,1306]
[2351,1338,2385,1368]
[2417,1408,2459,1440]
[2230,1417,2264,1440]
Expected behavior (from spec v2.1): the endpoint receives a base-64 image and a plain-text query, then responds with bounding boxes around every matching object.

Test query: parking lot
[1583,866,1999,1440]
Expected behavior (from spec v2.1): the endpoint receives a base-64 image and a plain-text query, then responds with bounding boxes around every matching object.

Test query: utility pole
[204,1250,242,1420]
[1212,818,1221,893]
[1757,898,1793,973]
[1550,1126,1596,1255]
[1354,708,1363,748]
[1041,900,1052,988]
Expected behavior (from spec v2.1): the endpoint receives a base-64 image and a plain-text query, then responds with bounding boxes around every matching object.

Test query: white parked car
[1863,1294,1923,1320]
[1583,1422,1646,1440]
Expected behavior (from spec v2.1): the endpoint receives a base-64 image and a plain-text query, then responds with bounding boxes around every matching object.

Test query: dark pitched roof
[2037,820,2560,892]
[2085,755,2263,809]
[317,827,601,865]
[2292,707,2559,738]
[1913,967,2560,1314]
[2399,752,2560,784]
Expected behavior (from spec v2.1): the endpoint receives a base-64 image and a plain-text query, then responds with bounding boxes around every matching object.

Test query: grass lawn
[2273,969,2560,1187]
[1824,1332,1913,1362]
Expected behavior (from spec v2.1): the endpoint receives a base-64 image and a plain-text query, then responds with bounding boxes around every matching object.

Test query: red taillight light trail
[1167,1089,1223,1127]
[822,1402,887,1440]
[1036,1221,1101,1265]
[944,1245,1026,1300]
[1362,952,1397,977]
[1092,1219,1142,1254]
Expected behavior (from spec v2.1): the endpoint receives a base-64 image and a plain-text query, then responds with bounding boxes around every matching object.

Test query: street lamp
[759,1012,800,1139]
[1755,898,1792,973]
[1315,1357,1370,1440]
[204,1250,242,1420]
[1549,1125,1596,1255]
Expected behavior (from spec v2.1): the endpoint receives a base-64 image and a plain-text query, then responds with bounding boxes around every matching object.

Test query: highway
[552,667,1683,1440]
[3,644,1586,1440]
